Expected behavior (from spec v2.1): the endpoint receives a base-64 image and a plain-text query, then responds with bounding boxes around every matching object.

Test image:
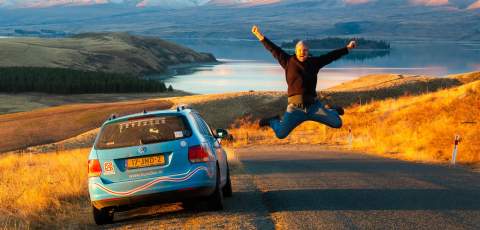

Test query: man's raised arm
[313,40,356,69]
[252,25,289,69]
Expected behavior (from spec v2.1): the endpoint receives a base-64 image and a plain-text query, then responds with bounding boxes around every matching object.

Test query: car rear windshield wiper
[139,138,161,145]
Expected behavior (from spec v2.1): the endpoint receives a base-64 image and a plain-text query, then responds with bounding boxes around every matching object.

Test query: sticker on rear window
[174,131,183,138]
[103,161,115,175]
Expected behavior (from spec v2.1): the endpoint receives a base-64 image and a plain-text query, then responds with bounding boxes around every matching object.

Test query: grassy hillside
[227,74,480,164]
[0,72,478,228]
[0,32,216,75]
[2,72,479,156]
[2,92,287,154]
[321,72,480,107]
[0,91,190,115]
[0,99,172,153]
[344,80,479,163]
[327,72,480,92]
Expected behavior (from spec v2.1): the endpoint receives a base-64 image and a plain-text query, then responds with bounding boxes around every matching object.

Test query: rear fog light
[88,159,102,177]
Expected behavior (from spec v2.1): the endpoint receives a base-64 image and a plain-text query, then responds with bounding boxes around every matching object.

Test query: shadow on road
[240,150,480,212]
[260,188,480,211]
[110,187,480,226]
[241,159,461,174]
[107,179,276,228]
[241,158,480,190]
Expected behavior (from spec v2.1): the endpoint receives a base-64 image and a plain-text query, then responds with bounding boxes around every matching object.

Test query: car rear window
[95,115,191,150]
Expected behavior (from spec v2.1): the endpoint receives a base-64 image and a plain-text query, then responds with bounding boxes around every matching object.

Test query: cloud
[409,0,449,6]
[467,0,480,9]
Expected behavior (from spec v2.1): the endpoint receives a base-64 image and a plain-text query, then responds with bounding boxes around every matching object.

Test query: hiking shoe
[259,115,280,127]
[327,105,344,116]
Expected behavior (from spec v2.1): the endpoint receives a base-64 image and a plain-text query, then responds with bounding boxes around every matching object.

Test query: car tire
[207,164,224,211]
[92,205,114,225]
[222,164,233,197]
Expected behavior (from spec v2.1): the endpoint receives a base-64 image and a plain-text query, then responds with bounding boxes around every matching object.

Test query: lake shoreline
[143,61,222,81]
[3,71,478,116]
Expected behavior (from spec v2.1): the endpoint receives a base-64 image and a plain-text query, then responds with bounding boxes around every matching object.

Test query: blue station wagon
[87,105,232,225]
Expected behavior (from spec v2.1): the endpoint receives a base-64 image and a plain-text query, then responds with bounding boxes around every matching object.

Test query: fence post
[451,135,461,166]
[348,126,353,148]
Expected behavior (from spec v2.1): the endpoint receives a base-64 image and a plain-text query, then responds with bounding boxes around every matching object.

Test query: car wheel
[222,164,233,197]
[92,205,114,225]
[207,164,224,211]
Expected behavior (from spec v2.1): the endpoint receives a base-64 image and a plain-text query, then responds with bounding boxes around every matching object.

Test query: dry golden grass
[225,80,480,164]
[328,72,480,92]
[0,91,190,115]
[170,91,286,129]
[319,72,480,108]
[0,147,244,229]
[0,91,286,155]
[3,72,477,154]
[0,99,172,153]
[0,73,478,228]
[0,148,93,229]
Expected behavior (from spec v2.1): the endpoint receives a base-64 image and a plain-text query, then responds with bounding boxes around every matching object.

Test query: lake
[149,39,480,94]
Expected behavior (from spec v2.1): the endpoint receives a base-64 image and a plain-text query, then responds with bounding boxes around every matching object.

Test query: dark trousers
[269,100,342,139]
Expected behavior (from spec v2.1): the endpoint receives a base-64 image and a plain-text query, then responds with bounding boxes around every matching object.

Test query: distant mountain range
[0,0,269,8]
[0,0,479,41]
[1,0,480,9]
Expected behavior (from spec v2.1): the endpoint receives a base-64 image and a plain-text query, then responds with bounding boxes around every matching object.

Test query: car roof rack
[176,104,191,112]
[108,113,118,120]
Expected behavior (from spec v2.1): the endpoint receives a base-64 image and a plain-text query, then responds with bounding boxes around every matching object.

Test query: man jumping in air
[252,25,357,139]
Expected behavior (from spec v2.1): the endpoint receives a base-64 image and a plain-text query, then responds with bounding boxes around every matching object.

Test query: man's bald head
[295,40,309,62]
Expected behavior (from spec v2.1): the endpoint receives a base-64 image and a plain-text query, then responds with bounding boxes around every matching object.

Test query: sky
[0,0,478,9]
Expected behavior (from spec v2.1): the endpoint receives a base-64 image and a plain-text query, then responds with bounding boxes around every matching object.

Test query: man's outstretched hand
[347,40,357,50]
[252,25,265,41]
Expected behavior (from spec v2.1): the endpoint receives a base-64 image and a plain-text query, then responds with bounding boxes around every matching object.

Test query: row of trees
[0,67,172,94]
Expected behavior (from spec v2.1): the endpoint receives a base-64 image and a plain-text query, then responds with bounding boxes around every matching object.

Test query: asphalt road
[107,145,480,229]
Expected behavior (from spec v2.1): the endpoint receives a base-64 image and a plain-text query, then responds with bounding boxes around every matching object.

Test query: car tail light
[188,145,210,163]
[88,159,102,177]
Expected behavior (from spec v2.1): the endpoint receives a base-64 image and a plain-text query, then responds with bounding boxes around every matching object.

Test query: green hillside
[0,32,216,75]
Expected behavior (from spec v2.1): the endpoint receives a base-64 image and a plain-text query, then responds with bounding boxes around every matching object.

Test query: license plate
[127,155,165,169]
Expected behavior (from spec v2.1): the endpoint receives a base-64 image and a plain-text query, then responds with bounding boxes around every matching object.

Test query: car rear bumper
[91,186,214,210]
[88,165,216,209]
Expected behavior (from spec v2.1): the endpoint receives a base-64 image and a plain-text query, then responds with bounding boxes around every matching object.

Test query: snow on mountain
[207,0,282,6]
[467,0,480,9]
[0,0,211,8]
[0,0,110,8]
[135,0,210,8]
